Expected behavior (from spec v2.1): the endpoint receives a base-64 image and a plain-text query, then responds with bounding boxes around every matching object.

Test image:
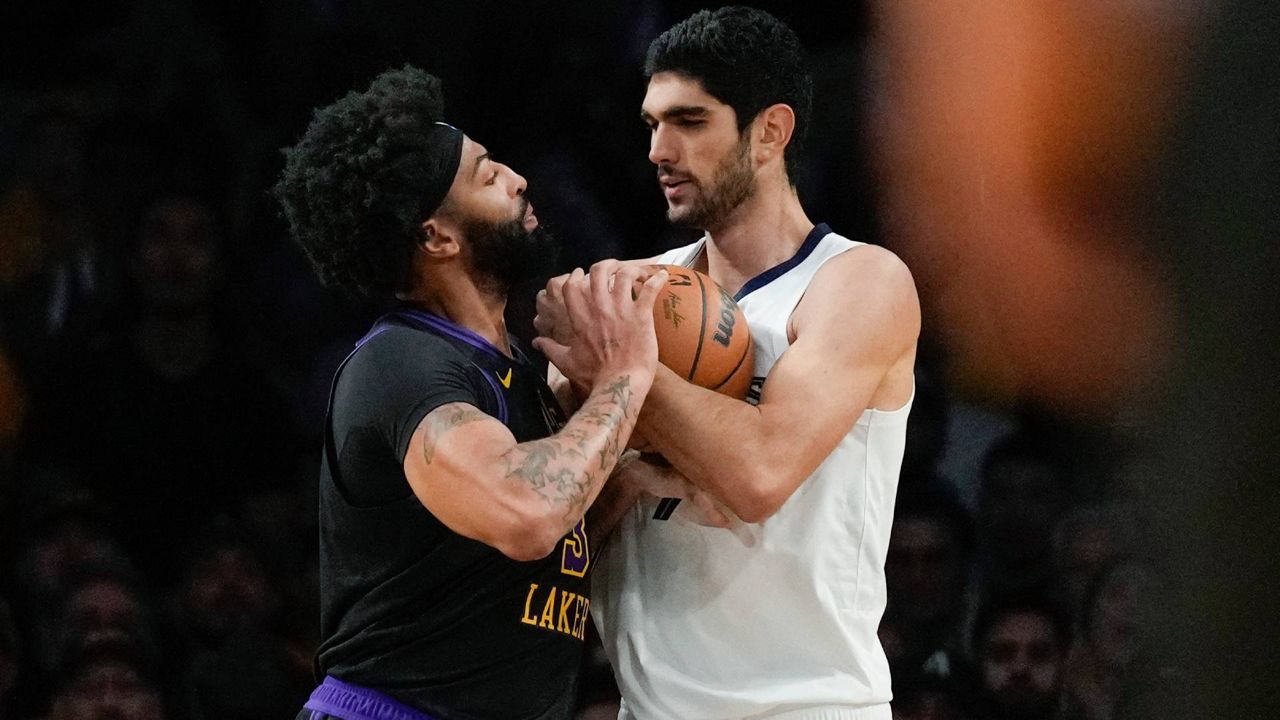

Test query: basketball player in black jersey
[274,66,669,720]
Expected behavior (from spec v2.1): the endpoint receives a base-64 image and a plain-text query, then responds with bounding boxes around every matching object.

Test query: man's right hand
[533,263,666,393]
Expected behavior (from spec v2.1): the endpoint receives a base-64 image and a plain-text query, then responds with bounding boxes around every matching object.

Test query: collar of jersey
[393,307,527,364]
[729,222,831,302]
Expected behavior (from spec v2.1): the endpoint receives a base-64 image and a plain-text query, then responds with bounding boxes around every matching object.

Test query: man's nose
[649,124,677,166]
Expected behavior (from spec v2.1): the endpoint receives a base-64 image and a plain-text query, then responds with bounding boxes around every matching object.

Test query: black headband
[420,121,465,220]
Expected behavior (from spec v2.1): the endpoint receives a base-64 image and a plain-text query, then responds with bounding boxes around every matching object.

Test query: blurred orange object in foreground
[869,0,1201,417]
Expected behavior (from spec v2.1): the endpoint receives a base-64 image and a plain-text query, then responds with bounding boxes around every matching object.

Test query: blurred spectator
[1049,506,1131,627]
[970,594,1070,720]
[883,481,974,681]
[1059,559,1171,720]
[0,105,116,380]
[172,518,282,652]
[69,194,296,582]
[45,646,166,720]
[9,478,130,604]
[975,435,1072,597]
[9,478,136,705]
[171,517,312,719]
[53,568,161,675]
[12,564,168,715]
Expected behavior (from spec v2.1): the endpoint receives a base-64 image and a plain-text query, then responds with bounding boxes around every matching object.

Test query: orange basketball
[646,264,754,399]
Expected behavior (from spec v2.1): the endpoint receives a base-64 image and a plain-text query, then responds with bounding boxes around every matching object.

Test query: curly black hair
[645,6,813,182]
[273,65,452,302]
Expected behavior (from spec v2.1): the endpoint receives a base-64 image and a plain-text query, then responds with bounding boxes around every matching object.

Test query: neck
[402,276,512,356]
[699,174,813,296]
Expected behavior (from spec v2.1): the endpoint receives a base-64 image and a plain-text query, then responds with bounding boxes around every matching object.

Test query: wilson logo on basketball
[645,263,754,400]
[712,288,737,347]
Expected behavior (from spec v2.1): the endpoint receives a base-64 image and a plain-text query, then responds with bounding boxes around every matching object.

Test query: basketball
[645,264,754,399]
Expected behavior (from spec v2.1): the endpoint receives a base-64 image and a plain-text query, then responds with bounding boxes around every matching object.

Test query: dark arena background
[0,1,1275,718]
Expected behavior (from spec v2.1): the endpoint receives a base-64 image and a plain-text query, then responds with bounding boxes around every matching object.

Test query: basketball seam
[711,339,752,392]
[688,271,708,381]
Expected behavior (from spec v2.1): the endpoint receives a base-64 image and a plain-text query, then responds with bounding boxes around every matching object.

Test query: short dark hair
[972,593,1072,657]
[645,6,813,181]
[274,65,450,302]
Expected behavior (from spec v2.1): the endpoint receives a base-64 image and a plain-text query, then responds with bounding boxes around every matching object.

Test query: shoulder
[821,241,914,286]
[355,325,466,365]
[808,242,917,305]
[341,326,475,389]
[795,244,920,341]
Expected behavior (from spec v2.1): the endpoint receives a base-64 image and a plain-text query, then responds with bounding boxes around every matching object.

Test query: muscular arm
[405,263,665,561]
[404,371,648,561]
[636,246,920,523]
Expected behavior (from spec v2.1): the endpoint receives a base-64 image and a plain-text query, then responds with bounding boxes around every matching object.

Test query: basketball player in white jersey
[533,7,919,719]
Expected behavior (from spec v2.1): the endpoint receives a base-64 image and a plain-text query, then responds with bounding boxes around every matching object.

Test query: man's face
[135,198,222,313]
[63,581,145,656]
[980,612,1064,719]
[441,137,556,291]
[184,546,276,641]
[1088,564,1156,670]
[642,72,756,231]
[887,517,965,624]
[53,659,165,720]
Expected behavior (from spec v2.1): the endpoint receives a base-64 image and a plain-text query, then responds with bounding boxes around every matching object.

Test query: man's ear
[753,103,796,166]
[420,217,461,260]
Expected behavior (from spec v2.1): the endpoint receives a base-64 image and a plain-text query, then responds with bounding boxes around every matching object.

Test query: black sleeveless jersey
[315,309,590,720]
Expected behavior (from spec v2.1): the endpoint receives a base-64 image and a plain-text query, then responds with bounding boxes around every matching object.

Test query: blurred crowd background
[0,1,1275,719]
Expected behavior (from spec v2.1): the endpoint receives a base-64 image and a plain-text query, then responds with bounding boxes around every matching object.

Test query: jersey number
[560,519,589,577]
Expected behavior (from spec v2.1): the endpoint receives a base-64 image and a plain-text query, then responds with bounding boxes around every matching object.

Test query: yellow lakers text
[520,582,590,640]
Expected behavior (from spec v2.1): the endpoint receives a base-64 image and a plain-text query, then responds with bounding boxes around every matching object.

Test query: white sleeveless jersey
[592,225,911,720]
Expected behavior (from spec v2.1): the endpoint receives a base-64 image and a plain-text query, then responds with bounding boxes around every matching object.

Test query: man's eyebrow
[641,105,710,123]
[470,151,491,181]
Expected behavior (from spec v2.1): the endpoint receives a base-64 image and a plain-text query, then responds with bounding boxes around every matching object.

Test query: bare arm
[404,375,642,561]
[633,246,920,523]
[402,265,666,561]
[585,451,732,551]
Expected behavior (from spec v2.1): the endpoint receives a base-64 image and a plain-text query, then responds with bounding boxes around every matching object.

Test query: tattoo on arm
[422,404,490,464]
[505,375,637,521]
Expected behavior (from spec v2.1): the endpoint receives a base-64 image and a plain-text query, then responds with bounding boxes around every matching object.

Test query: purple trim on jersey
[393,308,513,361]
[304,676,442,720]
[732,223,831,303]
[353,308,513,424]
[353,325,393,351]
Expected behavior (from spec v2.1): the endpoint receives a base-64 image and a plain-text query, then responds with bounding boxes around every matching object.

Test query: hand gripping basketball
[532,263,667,392]
[641,264,754,399]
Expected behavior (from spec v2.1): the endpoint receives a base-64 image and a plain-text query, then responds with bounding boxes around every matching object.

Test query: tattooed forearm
[504,374,639,521]
[422,404,490,464]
